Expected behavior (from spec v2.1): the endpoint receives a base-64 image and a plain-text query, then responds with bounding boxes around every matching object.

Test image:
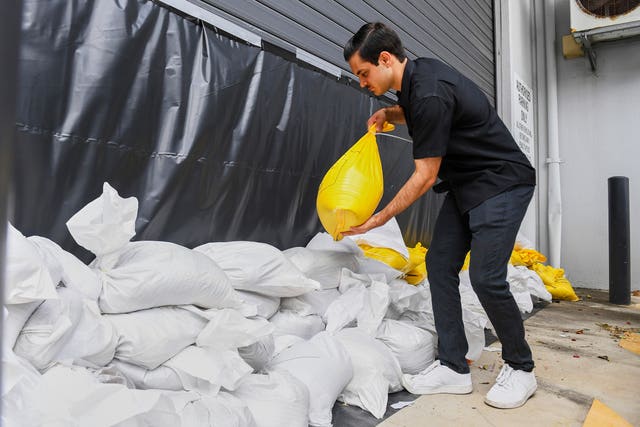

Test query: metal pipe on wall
[544,0,563,268]
[608,176,631,305]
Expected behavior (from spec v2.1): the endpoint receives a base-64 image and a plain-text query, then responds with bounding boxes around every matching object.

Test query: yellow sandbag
[404,243,427,273]
[510,247,546,268]
[404,243,428,284]
[531,263,580,301]
[359,244,407,271]
[316,123,394,240]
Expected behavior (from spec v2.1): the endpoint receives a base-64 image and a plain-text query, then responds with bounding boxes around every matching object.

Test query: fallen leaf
[597,355,609,361]
[632,290,640,297]
[573,354,580,358]
[576,330,584,334]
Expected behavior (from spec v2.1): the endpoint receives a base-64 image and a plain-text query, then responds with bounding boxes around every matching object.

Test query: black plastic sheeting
[11,0,443,262]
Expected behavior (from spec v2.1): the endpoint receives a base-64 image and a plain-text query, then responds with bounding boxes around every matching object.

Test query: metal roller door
[192,0,496,103]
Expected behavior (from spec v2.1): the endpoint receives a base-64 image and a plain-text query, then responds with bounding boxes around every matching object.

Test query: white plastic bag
[376,319,436,375]
[5,223,58,304]
[28,236,102,301]
[106,306,208,369]
[14,286,118,371]
[238,334,276,372]
[269,332,352,427]
[347,217,409,259]
[268,310,325,340]
[111,359,183,391]
[508,264,552,304]
[305,232,403,282]
[196,309,274,350]
[2,345,43,427]
[231,370,310,427]
[195,241,321,297]
[280,289,340,318]
[35,364,181,427]
[165,345,253,393]
[66,182,138,258]
[95,241,242,313]
[283,247,359,289]
[236,290,281,319]
[334,328,403,419]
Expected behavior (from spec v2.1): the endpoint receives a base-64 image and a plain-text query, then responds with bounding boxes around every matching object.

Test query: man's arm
[343,156,442,235]
[368,105,406,131]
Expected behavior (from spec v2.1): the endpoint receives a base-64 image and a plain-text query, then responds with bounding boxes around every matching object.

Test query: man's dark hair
[343,22,406,64]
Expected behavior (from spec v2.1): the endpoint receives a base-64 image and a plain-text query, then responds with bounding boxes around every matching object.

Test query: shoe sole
[484,388,536,409]
[402,378,473,395]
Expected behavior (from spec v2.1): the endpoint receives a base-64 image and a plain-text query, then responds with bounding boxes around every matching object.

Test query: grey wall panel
[200,0,495,103]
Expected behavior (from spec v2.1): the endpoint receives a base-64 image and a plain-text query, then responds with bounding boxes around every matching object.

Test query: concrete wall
[554,2,640,290]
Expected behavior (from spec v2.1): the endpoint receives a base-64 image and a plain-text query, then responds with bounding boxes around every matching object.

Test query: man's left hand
[342,213,386,236]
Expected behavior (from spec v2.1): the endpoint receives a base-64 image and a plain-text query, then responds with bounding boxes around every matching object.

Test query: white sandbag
[2,345,43,427]
[271,334,305,359]
[386,279,421,318]
[324,285,365,333]
[238,334,275,372]
[110,360,183,391]
[305,232,403,281]
[334,328,403,419]
[231,370,310,427]
[196,308,274,350]
[346,217,409,259]
[35,364,182,427]
[165,346,253,393]
[3,301,42,350]
[195,241,321,297]
[5,223,58,304]
[462,307,487,362]
[106,306,208,370]
[280,288,340,318]
[376,319,436,375]
[337,268,388,293]
[178,392,256,427]
[14,287,118,371]
[28,236,102,301]
[283,246,359,289]
[356,281,390,336]
[325,274,389,335]
[268,310,325,340]
[95,241,242,313]
[398,310,437,336]
[66,182,138,258]
[269,331,353,427]
[509,264,552,303]
[236,290,280,319]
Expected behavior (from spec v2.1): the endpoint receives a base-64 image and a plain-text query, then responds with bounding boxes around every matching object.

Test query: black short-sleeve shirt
[397,58,535,213]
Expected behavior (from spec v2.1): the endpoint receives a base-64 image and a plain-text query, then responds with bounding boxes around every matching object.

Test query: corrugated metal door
[196,0,495,103]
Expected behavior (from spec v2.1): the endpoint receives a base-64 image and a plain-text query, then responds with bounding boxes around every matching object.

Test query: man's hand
[367,109,388,132]
[342,213,387,236]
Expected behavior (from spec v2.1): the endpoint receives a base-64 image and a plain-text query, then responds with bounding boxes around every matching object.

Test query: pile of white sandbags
[3,182,552,426]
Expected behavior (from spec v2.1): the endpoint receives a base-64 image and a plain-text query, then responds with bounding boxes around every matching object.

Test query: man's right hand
[367,108,388,132]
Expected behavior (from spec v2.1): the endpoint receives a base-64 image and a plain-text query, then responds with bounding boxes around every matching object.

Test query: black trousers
[426,185,535,374]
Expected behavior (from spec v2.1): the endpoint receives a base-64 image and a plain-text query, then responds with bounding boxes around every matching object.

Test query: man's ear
[379,51,392,67]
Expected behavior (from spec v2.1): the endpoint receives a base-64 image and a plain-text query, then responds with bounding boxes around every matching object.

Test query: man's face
[348,51,392,96]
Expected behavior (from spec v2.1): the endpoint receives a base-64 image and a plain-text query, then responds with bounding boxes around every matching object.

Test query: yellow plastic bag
[404,243,427,285]
[510,247,547,268]
[316,123,394,240]
[531,263,580,301]
[359,244,407,270]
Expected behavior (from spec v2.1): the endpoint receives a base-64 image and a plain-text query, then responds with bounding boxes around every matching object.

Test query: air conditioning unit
[570,0,640,42]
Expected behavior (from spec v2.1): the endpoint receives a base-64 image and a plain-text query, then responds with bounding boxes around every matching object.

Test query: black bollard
[608,176,631,305]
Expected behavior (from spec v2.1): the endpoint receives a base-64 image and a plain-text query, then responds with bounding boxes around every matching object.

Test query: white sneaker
[484,364,537,409]
[402,360,472,395]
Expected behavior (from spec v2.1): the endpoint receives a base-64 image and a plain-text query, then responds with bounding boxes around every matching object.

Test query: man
[342,22,537,409]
